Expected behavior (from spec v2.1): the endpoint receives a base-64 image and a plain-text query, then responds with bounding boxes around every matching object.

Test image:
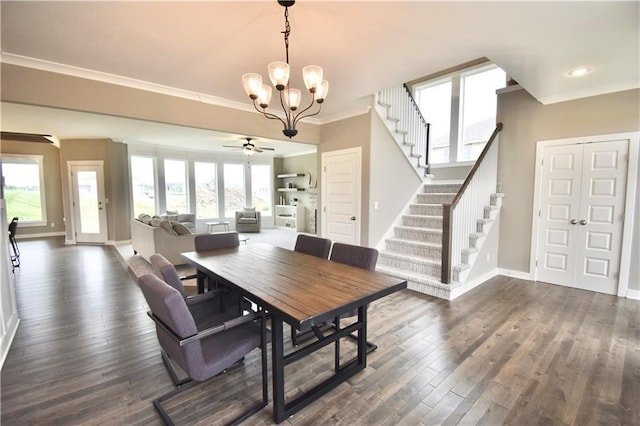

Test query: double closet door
[536,138,629,295]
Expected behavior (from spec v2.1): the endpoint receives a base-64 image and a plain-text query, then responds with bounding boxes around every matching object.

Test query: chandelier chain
[283,6,290,65]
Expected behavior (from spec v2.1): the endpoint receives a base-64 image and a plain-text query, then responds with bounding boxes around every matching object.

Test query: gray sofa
[160,211,196,232]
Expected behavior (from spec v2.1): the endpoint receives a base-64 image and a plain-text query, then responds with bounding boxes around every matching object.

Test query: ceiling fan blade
[258,147,275,151]
[223,145,241,148]
[254,147,263,153]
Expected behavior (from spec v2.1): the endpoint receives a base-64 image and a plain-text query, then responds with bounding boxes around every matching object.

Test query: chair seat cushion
[237,218,258,224]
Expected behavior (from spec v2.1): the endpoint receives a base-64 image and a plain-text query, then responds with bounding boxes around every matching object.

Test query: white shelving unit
[274,204,304,231]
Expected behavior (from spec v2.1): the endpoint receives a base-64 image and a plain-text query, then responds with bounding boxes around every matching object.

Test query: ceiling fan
[223,138,274,156]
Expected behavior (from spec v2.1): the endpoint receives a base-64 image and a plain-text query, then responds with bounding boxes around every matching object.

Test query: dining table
[181,243,407,423]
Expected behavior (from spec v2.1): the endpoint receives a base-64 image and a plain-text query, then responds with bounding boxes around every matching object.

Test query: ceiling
[1,1,638,154]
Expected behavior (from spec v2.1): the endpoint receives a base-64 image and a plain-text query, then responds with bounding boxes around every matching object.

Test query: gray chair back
[195,232,240,251]
[138,274,204,378]
[294,234,332,259]
[329,242,378,271]
[150,254,185,297]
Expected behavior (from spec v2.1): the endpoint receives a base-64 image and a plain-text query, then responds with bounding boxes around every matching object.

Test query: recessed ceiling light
[568,67,592,77]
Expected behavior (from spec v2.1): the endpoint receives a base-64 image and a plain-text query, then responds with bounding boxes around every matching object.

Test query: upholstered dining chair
[290,234,332,345]
[194,232,240,293]
[150,254,246,329]
[329,242,379,353]
[138,274,268,425]
[293,234,332,259]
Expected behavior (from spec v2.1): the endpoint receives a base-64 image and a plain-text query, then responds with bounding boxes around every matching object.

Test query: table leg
[271,317,286,423]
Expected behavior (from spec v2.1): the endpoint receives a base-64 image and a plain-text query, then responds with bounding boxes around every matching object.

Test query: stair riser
[402,216,442,228]
[378,257,441,277]
[409,204,443,216]
[394,228,442,244]
[385,240,442,258]
[416,193,456,204]
[423,185,461,194]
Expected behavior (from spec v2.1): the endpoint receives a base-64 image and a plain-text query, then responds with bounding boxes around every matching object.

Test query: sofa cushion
[159,220,178,235]
[166,210,178,215]
[238,218,258,224]
[172,222,192,235]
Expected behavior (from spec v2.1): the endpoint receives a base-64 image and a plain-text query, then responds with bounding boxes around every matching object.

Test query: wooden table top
[182,243,407,329]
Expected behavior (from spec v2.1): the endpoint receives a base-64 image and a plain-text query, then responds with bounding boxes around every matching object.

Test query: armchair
[138,274,268,425]
[235,208,261,233]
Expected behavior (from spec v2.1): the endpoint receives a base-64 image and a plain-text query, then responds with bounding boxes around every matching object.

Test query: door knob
[570,219,577,225]
[580,219,587,225]
[350,216,356,221]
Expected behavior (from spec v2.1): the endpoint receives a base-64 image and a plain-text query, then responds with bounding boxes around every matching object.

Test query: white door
[70,163,108,244]
[321,148,361,245]
[536,139,629,294]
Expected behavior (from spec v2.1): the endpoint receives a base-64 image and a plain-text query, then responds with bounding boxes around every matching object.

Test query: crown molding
[0,53,326,124]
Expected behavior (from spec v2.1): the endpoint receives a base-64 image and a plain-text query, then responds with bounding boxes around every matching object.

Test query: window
[250,164,272,216]
[415,64,505,164]
[2,154,47,225]
[223,163,245,217]
[194,162,218,219]
[130,156,156,217]
[164,159,188,213]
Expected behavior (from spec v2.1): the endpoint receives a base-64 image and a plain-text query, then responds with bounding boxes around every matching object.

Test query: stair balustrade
[377,84,431,175]
[442,123,503,284]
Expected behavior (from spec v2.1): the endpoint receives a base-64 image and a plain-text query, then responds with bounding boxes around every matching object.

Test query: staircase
[376,182,503,300]
[376,183,458,299]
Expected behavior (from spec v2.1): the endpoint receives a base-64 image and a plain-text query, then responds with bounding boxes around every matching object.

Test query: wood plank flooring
[1,237,638,425]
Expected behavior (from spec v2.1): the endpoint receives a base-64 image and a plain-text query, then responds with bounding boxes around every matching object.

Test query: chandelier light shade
[242,0,328,139]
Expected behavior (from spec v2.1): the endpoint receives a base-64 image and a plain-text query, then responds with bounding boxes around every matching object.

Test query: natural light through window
[130,156,156,217]
[224,163,245,217]
[164,159,188,213]
[415,64,505,164]
[251,164,272,216]
[2,154,47,225]
[194,162,218,219]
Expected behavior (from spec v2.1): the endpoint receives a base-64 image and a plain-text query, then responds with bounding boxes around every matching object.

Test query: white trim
[538,82,640,106]
[2,153,48,225]
[450,269,499,300]
[626,289,640,300]
[530,132,639,297]
[497,268,533,281]
[14,231,66,240]
[0,314,20,370]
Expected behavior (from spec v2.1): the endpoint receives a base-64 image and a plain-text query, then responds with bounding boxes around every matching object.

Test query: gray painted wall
[497,87,640,292]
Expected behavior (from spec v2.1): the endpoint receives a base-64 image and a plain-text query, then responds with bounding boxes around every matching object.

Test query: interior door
[321,148,361,245]
[70,163,108,244]
[536,139,628,294]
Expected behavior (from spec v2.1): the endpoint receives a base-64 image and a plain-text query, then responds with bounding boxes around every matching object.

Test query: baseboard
[451,269,499,300]
[16,231,66,240]
[626,289,640,300]
[497,268,532,281]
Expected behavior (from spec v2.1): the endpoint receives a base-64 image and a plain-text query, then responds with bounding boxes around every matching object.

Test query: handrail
[402,83,431,169]
[441,122,503,283]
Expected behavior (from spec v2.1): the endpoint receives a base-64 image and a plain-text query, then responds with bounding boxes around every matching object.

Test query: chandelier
[242,0,328,139]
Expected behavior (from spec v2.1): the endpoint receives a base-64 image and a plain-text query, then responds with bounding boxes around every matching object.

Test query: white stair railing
[377,84,430,173]
[442,123,503,283]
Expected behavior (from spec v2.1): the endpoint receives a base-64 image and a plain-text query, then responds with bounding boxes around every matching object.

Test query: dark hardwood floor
[1,237,638,425]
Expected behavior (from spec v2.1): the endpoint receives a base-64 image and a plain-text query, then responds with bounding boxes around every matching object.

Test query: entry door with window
[69,163,108,243]
[321,148,361,245]
[535,139,629,295]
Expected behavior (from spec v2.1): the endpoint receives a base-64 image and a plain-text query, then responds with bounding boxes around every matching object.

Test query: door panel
[70,164,108,244]
[536,139,628,294]
[321,148,361,245]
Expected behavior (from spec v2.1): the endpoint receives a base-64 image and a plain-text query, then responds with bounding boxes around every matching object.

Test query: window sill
[430,161,475,168]
[16,221,48,228]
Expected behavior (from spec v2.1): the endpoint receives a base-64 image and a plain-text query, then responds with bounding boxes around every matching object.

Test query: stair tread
[395,225,442,232]
[376,265,443,284]
[385,237,442,248]
[380,251,441,264]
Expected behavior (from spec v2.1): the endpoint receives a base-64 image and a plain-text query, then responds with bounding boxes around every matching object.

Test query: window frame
[129,155,158,218]
[2,154,47,227]
[413,63,505,166]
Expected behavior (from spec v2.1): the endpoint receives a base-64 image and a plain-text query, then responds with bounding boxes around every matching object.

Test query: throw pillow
[159,220,178,235]
[172,222,192,235]
[150,217,162,227]
[242,207,257,219]
[140,214,152,224]
[166,210,178,215]
[165,214,178,222]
